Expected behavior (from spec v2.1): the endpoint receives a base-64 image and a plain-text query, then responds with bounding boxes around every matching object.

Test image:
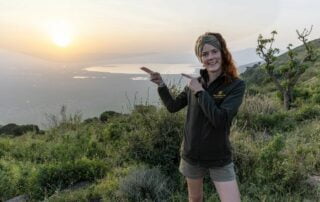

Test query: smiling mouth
[208,61,218,65]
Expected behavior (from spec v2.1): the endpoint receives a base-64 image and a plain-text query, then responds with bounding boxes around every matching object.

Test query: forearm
[157,85,187,113]
[197,90,227,128]
[196,81,245,128]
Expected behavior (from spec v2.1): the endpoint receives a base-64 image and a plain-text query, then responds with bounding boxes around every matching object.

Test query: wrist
[158,81,166,87]
[195,89,204,98]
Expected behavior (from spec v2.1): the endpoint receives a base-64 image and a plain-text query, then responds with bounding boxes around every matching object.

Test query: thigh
[209,162,236,182]
[213,180,241,202]
[187,177,204,201]
[179,158,207,179]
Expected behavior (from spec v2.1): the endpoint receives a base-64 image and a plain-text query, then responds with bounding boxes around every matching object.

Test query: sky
[0,0,319,63]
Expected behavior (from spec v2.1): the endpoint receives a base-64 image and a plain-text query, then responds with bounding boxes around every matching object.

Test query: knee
[189,194,203,202]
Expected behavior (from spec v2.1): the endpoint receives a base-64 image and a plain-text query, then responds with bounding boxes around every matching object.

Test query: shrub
[132,105,157,114]
[0,162,17,200]
[100,111,121,123]
[0,160,37,201]
[293,104,320,121]
[103,122,127,141]
[32,158,108,199]
[239,93,280,115]
[255,134,305,191]
[83,117,100,124]
[44,105,82,130]
[118,167,171,202]
[124,108,184,177]
[312,93,320,103]
[0,123,40,136]
[231,132,260,182]
[255,112,295,132]
[238,111,295,133]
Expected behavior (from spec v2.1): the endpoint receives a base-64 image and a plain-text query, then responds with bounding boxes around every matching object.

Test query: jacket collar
[198,70,227,89]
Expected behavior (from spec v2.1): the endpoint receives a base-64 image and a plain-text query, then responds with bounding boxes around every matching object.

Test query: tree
[256,26,317,110]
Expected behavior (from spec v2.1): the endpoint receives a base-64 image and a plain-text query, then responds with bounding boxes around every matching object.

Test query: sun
[52,32,71,47]
[47,21,73,48]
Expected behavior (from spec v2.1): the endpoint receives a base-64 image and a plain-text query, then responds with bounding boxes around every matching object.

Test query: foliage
[118,166,171,202]
[44,105,82,130]
[31,158,108,199]
[0,123,40,136]
[1,74,320,201]
[256,26,317,110]
[99,110,121,123]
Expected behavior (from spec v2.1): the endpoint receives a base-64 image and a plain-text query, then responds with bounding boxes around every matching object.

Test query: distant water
[0,64,197,129]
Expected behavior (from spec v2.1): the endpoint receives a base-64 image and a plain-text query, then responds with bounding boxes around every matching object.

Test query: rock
[5,194,29,202]
[305,175,320,188]
[67,181,91,191]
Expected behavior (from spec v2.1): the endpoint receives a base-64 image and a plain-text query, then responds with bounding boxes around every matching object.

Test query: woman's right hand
[140,67,164,86]
[150,72,164,86]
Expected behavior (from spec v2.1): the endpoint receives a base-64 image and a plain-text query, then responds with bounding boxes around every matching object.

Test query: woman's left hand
[181,73,204,94]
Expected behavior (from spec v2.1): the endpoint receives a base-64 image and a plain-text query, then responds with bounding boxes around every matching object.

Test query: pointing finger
[140,67,154,74]
[181,73,195,79]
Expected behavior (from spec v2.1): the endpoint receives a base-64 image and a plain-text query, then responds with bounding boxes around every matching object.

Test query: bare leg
[186,177,204,202]
[213,179,241,202]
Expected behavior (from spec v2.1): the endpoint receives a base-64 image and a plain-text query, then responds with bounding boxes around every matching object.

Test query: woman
[142,32,245,202]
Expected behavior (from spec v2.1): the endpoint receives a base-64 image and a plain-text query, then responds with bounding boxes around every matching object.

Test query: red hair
[196,32,239,84]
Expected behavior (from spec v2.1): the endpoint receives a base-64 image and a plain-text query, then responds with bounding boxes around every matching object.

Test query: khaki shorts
[179,158,236,182]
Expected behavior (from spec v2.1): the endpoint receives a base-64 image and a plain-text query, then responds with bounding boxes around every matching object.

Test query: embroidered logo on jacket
[213,91,226,99]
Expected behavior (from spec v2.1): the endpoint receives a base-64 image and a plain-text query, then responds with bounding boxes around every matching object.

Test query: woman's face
[201,43,222,73]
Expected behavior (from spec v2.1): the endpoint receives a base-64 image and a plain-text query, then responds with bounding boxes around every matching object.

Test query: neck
[207,69,223,84]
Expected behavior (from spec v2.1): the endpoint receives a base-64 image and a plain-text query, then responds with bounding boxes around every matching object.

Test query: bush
[103,122,128,141]
[118,167,171,202]
[312,93,320,103]
[238,111,295,133]
[44,105,82,130]
[293,104,320,121]
[255,134,307,192]
[32,158,108,199]
[100,111,121,123]
[124,108,184,177]
[0,162,17,200]
[255,112,295,132]
[83,117,100,124]
[0,160,37,201]
[0,123,40,136]
[132,105,157,114]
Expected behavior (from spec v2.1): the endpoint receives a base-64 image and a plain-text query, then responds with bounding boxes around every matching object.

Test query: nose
[207,52,215,60]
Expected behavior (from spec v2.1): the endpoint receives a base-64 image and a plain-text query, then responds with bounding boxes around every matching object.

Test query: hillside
[0,40,320,201]
[240,38,320,106]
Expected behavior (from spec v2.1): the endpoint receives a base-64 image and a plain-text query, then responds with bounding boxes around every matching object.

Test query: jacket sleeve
[197,80,246,128]
[157,85,188,113]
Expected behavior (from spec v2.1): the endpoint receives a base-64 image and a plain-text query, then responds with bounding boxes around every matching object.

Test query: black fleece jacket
[157,73,246,167]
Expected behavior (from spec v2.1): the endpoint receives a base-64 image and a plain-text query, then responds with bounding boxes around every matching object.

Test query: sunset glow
[47,21,73,48]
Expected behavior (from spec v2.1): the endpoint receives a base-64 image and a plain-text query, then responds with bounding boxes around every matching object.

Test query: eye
[202,52,208,57]
[212,49,218,54]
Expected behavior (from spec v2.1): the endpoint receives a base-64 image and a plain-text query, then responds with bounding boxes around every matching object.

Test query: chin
[205,65,222,73]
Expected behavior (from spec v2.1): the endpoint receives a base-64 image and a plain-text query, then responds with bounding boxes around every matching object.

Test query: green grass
[1,40,320,200]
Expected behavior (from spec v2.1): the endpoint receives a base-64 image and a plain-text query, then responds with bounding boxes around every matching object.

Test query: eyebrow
[202,47,218,53]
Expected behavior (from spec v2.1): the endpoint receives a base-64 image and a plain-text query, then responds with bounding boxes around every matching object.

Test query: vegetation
[256,26,318,110]
[1,35,320,201]
[0,123,41,136]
